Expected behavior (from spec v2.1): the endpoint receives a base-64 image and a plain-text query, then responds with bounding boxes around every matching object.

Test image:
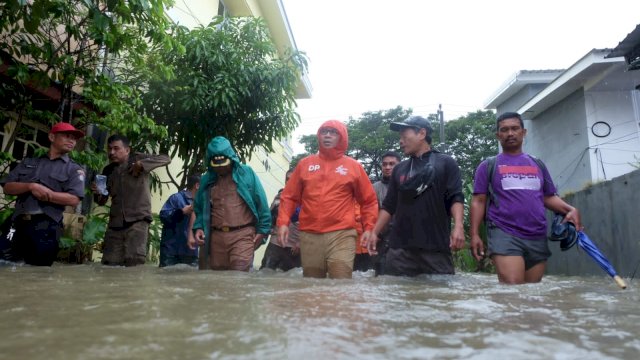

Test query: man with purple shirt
[470,112,582,284]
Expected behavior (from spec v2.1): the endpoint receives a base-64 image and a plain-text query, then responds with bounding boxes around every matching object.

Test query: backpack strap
[528,155,549,191]
[428,150,437,167]
[485,156,498,211]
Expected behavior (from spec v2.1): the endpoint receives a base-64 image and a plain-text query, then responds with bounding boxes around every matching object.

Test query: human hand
[128,161,144,177]
[291,245,300,256]
[470,234,485,261]
[187,230,197,250]
[253,233,266,250]
[563,208,583,231]
[30,183,52,202]
[190,229,205,250]
[90,182,98,194]
[277,225,289,247]
[449,226,465,251]
[362,230,379,255]
[182,204,193,215]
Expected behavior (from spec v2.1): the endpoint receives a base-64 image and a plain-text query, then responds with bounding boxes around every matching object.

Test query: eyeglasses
[319,128,339,136]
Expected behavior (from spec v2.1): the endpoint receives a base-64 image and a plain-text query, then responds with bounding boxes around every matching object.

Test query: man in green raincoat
[189,136,271,271]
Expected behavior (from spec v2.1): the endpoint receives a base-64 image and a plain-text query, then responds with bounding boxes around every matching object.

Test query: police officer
[1,122,86,266]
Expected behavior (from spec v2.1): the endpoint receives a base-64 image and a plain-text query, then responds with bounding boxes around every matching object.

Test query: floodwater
[0,263,638,360]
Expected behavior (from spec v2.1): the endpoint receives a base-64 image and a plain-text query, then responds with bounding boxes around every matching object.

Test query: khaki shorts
[209,226,255,271]
[102,221,150,266]
[299,229,356,279]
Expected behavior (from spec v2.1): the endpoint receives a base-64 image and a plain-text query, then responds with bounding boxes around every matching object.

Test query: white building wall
[524,89,591,195]
[166,1,221,28]
[584,90,640,183]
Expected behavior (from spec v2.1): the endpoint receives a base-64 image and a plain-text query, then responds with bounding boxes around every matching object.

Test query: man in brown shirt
[92,134,171,266]
[190,136,271,271]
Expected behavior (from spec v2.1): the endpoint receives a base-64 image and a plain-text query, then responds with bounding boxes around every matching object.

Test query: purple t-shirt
[473,153,557,239]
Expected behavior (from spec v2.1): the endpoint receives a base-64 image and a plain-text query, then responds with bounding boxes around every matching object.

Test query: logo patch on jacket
[308,164,320,172]
[335,165,348,176]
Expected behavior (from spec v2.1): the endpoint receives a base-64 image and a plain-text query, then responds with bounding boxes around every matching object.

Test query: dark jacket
[103,153,171,227]
[382,150,464,252]
[159,190,197,257]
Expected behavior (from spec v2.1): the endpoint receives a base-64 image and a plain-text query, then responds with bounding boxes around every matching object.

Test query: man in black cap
[363,116,465,276]
[1,122,86,266]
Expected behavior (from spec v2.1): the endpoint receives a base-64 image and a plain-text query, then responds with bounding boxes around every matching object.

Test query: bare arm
[47,191,81,207]
[544,195,582,230]
[469,194,487,260]
[188,212,203,250]
[4,182,79,206]
[449,202,465,251]
[3,182,36,196]
[363,209,392,255]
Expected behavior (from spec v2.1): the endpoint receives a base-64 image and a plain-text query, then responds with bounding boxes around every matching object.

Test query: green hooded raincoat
[193,137,271,265]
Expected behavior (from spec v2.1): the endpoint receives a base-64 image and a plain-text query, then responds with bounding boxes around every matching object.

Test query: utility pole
[438,104,445,152]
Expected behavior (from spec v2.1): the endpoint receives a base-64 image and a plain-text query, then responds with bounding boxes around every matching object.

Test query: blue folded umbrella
[577,231,627,289]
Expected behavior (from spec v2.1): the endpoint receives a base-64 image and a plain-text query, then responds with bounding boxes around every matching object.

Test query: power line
[556,148,589,190]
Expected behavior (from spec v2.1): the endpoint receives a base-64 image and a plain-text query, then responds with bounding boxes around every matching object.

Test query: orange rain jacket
[354,203,368,254]
[277,120,378,235]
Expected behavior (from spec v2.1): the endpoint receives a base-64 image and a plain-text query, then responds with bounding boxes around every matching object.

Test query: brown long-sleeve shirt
[103,153,171,228]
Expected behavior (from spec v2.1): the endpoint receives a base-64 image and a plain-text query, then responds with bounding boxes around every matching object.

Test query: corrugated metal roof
[606,24,640,58]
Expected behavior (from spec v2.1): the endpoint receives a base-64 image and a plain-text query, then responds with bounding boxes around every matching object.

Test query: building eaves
[517,49,624,118]
[484,69,564,109]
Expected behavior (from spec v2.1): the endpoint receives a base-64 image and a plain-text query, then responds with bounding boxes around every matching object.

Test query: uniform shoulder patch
[76,169,85,182]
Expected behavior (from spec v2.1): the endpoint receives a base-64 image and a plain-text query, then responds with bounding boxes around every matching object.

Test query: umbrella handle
[613,275,627,289]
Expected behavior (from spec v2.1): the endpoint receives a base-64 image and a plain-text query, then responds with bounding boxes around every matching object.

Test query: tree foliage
[294,108,497,185]
[294,107,409,180]
[345,107,410,180]
[431,110,498,185]
[141,16,308,186]
[0,0,175,149]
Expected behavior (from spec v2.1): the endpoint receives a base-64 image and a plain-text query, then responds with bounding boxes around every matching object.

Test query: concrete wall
[524,89,592,194]
[584,89,640,182]
[546,169,640,279]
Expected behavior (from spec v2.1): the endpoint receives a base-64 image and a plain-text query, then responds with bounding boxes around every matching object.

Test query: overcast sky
[281,0,640,153]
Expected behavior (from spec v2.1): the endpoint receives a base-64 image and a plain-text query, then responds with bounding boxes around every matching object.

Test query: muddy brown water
[1,263,638,359]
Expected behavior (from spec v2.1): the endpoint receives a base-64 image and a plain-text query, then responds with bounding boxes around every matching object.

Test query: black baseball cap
[390,116,433,132]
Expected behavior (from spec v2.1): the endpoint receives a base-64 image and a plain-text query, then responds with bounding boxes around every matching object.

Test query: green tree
[345,107,410,180]
[0,0,179,263]
[294,106,410,180]
[431,110,497,185]
[0,0,175,150]
[141,17,308,188]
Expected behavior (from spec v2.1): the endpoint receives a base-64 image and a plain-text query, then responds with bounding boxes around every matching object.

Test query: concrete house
[485,45,640,194]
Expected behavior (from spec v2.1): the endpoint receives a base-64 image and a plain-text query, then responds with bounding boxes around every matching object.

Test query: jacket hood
[317,120,348,160]
[205,136,240,171]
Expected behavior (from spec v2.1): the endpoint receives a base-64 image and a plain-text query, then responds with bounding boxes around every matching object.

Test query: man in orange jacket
[277,120,378,279]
